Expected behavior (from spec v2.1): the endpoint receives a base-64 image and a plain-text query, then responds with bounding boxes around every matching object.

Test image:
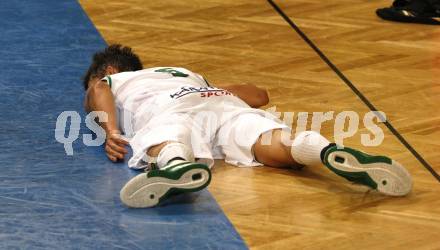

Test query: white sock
[291,131,330,166]
[156,142,195,168]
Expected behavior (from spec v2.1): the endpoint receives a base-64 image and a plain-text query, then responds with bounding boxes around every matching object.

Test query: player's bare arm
[85,78,128,162]
[221,84,269,108]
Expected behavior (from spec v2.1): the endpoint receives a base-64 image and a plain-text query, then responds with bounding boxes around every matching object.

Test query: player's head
[82,44,143,90]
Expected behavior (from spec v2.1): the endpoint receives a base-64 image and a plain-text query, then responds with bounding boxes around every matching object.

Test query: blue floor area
[0,1,246,249]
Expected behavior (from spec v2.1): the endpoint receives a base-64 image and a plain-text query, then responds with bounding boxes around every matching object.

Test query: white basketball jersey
[102,67,258,138]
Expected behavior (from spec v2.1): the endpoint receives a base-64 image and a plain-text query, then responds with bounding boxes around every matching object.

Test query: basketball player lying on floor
[83,45,412,208]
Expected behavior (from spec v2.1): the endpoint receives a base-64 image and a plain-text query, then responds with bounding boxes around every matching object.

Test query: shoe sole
[120,163,211,208]
[325,149,412,196]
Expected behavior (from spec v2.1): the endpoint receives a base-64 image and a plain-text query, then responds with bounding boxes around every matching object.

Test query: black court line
[267,0,440,182]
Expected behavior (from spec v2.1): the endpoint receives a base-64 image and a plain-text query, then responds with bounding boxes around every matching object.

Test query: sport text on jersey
[170,86,233,99]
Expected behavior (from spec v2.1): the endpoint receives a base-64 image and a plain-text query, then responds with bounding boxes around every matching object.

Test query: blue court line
[0,0,246,249]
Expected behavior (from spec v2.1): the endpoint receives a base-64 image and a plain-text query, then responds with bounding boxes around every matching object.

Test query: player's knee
[253,138,277,165]
[253,130,295,167]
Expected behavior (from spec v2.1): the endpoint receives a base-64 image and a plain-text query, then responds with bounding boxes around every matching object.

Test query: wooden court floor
[80,0,440,249]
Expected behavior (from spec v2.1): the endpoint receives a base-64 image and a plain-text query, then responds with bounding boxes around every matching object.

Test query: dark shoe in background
[376,0,440,25]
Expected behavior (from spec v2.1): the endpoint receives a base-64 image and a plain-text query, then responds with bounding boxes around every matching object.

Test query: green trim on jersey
[154,68,189,77]
[105,76,112,88]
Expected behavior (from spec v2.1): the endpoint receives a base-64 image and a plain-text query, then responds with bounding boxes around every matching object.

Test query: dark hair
[82,44,143,90]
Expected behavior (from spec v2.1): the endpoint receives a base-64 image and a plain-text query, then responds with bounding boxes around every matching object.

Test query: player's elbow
[259,89,269,106]
[253,88,269,107]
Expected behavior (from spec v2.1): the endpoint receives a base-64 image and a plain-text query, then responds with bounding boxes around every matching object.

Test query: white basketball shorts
[127,111,289,169]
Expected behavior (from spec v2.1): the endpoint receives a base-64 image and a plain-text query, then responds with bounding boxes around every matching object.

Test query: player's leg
[253,129,330,168]
[252,129,298,168]
[120,122,211,208]
[253,129,412,196]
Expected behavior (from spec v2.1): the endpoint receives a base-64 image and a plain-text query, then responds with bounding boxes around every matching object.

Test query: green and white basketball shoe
[322,144,412,196]
[120,161,211,208]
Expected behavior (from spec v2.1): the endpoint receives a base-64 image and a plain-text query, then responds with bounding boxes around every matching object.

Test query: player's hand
[105,131,129,162]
